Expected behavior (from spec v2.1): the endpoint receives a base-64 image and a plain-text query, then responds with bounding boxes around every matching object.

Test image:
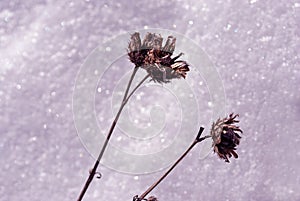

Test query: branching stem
[77,67,150,201]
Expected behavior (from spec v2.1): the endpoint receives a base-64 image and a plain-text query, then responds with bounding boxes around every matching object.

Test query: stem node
[196,127,205,142]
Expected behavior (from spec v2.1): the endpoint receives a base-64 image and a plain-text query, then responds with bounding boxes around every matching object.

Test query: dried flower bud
[162,36,176,54]
[129,32,142,52]
[142,33,163,50]
[127,32,190,83]
[210,113,242,163]
[152,34,163,50]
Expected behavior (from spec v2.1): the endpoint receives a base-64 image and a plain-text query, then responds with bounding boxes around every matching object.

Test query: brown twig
[138,127,210,200]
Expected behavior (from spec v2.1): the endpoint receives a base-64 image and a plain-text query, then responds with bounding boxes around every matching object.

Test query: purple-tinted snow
[0,0,299,201]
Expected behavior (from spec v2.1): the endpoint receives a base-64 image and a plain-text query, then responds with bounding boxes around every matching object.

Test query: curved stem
[138,128,210,200]
[77,67,141,201]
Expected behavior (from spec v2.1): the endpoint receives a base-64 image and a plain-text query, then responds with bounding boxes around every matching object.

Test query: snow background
[0,0,299,201]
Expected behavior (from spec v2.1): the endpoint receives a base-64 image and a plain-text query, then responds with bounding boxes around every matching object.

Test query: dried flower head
[128,32,190,83]
[210,113,242,163]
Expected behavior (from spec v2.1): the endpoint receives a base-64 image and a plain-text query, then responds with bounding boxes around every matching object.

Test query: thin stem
[122,66,139,102]
[77,66,142,201]
[138,128,210,200]
[95,73,150,168]
[123,74,150,105]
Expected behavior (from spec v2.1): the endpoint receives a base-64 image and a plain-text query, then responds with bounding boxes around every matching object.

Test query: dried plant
[147,196,158,201]
[133,195,158,201]
[128,32,190,83]
[134,115,243,200]
[77,32,244,201]
[77,32,190,201]
[210,113,242,162]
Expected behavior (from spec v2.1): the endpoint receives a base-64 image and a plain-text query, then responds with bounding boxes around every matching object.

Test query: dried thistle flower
[210,113,242,163]
[128,32,190,83]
